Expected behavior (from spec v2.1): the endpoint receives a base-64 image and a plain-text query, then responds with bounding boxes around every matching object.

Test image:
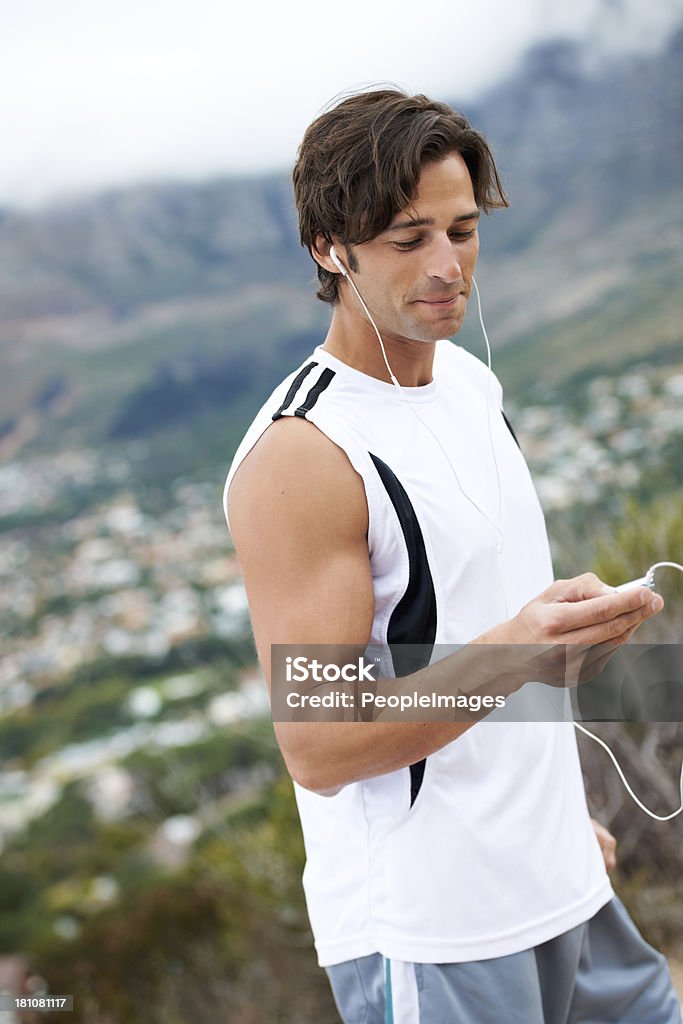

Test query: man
[225,90,680,1022]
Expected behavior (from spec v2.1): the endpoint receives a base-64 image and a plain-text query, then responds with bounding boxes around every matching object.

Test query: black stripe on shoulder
[294,367,336,417]
[271,362,318,421]
[502,410,520,450]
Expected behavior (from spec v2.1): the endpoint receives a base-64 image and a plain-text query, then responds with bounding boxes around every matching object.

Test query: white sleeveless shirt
[224,341,612,967]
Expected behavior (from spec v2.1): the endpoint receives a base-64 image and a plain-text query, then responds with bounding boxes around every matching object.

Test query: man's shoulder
[237,413,346,469]
[257,351,332,419]
[226,415,368,543]
[242,350,352,441]
[224,348,369,509]
[225,400,365,533]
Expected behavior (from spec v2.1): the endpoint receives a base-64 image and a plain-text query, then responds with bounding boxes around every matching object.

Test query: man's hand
[507,573,663,647]
[483,573,664,689]
[591,818,617,873]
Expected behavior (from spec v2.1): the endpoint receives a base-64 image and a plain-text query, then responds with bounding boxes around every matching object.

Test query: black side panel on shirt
[408,758,427,809]
[369,453,437,808]
[502,410,520,450]
[271,362,318,421]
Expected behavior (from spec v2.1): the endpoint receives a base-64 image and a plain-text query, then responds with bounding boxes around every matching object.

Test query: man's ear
[312,235,344,275]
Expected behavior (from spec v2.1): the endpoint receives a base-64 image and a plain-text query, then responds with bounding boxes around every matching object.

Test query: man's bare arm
[227,416,663,794]
[227,416,481,790]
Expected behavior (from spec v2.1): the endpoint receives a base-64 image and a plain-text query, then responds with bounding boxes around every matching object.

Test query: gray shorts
[325,896,682,1023]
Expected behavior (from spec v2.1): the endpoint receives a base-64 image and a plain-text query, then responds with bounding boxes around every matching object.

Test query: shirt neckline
[313,345,441,403]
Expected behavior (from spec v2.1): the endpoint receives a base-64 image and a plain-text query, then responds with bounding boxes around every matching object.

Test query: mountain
[454,25,683,391]
[0,24,681,466]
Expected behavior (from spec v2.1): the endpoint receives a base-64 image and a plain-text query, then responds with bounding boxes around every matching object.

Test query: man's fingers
[513,573,664,651]
[547,586,662,637]
[550,573,613,603]
[561,596,660,646]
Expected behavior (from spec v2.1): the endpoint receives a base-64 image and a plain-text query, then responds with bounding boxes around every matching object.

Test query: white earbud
[329,244,349,277]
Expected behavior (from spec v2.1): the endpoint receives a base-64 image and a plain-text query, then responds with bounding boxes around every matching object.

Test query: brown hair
[292,88,509,303]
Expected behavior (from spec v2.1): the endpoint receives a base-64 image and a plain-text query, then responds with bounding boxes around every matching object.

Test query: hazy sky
[0,0,678,206]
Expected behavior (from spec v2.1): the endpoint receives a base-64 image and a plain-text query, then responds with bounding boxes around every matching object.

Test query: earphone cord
[574,722,683,822]
[574,559,683,822]
[645,561,683,586]
[472,277,503,536]
[341,265,682,821]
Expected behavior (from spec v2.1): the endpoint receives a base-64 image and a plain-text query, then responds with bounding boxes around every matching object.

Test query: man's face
[339,152,480,344]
